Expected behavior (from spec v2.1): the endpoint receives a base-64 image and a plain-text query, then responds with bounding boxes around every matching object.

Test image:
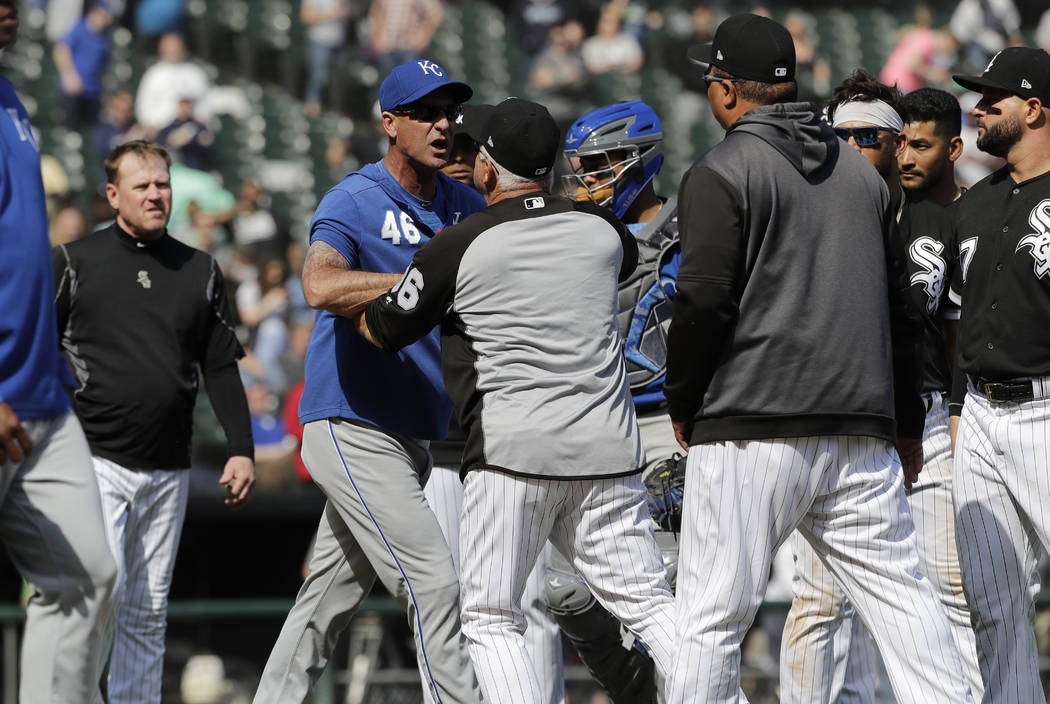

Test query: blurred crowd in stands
[15,0,1050,493]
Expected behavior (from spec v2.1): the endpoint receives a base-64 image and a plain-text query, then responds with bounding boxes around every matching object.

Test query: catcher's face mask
[563,148,639,209]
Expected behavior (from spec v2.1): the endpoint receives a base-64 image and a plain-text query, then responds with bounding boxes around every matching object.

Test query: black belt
[972,376,1035,404]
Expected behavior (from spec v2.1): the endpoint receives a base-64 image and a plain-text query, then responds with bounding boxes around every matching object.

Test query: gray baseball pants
[0,411,116,704]
[254,418,481,704]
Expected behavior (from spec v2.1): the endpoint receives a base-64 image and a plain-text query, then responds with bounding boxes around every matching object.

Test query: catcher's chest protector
[618,197,679,391]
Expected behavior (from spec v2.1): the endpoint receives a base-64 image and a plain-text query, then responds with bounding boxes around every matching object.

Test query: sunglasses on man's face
[392,103,461,123]
[833,126,895,147]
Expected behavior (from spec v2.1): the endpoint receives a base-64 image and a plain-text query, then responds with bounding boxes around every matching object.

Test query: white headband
[831,98,904,132]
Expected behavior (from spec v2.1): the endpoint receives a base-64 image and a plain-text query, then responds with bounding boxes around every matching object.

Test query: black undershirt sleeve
[950,360,967,416]
[885,208,926,438]
[617,219,638,283]
[947,210,967,417]
[663,165,744,423]
[203,362,254,461]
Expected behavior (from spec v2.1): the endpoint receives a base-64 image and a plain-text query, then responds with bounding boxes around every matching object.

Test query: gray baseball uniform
[0,72,116,703]
[257,420,480,702]
[0,414,117,704]
[254,157,485,703]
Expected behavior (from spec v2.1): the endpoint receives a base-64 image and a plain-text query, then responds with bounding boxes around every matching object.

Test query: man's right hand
[671,419,692,452]
[0,402,32,466]
[896,436,923,491]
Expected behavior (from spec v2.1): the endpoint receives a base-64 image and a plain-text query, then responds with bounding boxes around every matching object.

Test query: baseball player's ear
[948,135,964,163]
[893,132,906,157]
[381,111,398,139]
[718,79,737,110]
[479,157,497,191]
[105,182,120,211]
[1023,97,1046,127]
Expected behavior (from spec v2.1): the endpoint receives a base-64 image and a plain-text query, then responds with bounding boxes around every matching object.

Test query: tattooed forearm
[302,240,350,279]
[300,240,402,317]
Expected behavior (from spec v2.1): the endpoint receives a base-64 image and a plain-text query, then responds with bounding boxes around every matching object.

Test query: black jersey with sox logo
[365,193,643,480]
[948,167,1050,380]
[900,192,958,395]
[53,223,250,469]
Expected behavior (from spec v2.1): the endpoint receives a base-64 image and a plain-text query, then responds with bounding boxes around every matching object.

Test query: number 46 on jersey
[381,210,422,245]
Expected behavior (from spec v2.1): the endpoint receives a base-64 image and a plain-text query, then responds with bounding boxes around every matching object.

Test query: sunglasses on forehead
[391,103,461,123]
[833,126,896,147]
[702,68,732,85]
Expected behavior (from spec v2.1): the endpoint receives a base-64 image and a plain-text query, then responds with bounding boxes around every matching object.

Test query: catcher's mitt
[644,453,686,533]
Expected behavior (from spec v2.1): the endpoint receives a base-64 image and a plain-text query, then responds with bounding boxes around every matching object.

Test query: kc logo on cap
[378,59,472,112]
[417,60,443,77]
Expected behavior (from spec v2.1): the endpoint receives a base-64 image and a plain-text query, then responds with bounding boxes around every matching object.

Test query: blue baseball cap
[379,60,473,111]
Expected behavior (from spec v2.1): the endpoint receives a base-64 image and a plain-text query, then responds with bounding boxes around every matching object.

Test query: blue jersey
[299,160,486,439]
[0,77,73,419]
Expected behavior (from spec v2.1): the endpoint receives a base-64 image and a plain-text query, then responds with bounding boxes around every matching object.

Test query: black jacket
[665,102,924,445]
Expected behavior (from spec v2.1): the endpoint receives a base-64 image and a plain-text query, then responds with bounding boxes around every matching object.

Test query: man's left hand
[896,436,923,491]
[219,455,255,506]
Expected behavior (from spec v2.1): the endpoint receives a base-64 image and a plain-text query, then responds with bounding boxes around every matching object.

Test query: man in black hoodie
[663,14,972,704]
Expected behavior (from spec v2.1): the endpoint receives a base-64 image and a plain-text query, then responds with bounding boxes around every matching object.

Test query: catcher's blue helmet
[562,100,663,219]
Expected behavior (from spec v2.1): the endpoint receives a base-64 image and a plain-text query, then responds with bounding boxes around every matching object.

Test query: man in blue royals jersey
[254,60,486,704]
[0,0,117,701]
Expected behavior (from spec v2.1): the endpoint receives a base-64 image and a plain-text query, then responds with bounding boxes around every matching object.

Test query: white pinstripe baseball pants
[779,396,983,702]
[459,469,675,704]
[92,456,190,704]
[667,435,971,704]
[780,530,881,703]
[954,388,1049,704]
[424,464,565,704]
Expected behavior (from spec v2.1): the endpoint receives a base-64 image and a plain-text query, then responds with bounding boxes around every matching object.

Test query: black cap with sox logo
[953,47,1050,104]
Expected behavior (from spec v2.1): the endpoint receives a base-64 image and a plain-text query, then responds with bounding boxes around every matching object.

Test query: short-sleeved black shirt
[900,193,957,394]
[949,167,1050,380]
